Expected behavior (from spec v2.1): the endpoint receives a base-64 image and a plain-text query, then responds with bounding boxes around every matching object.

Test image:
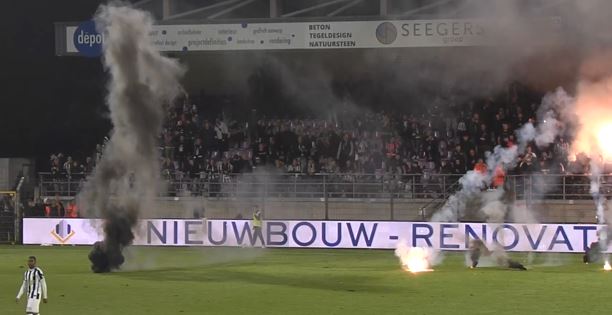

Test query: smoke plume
[424,84,576,268]
[567,51,612,260]
[79,3,184,273]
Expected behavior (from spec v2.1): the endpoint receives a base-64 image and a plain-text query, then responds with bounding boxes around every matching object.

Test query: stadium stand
[46,83,575,175]
[37,82,612,212]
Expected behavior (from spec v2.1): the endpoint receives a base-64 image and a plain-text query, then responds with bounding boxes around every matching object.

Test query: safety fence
[38,172,612,201]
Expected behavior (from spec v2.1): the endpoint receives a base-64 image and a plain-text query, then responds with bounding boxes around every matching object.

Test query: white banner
[24,218,606,253]
[63,17,561,56]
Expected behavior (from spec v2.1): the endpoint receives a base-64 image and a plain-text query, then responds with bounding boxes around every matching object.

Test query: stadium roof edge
[55,13,492,27]
[128,0,571,21]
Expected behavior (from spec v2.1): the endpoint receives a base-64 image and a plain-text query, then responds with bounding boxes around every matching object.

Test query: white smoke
[516,123,536,153]
[589,159,605,223]
[509,202,539,224]
[589,159,608,261]
[479,189,506,223]
[423,86,577,267]
[536,88,577,146]
[430,170,487,222]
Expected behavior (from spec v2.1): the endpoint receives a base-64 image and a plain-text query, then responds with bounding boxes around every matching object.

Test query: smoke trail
[590,160,605,224]
[512,88,577,226]
[479,189,507,223]
[431,133,521,224]
[479,90,574,229]
[569,52,612,262]
[423,86,576,268]
[79,4,184,273]
[589,159,608,261]
[430,170,487,222]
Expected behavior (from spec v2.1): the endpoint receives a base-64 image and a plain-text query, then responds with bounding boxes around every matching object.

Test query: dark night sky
[0,1,111,160]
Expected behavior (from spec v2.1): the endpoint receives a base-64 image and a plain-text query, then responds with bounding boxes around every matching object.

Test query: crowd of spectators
[47,82,595,184]
[23,197,78,218]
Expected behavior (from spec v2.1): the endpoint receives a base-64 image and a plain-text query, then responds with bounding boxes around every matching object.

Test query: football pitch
[1,246,611,314]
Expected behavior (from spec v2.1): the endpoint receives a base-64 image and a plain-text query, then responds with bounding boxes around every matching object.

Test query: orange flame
[571,73,612,161]
[604,261,611,271]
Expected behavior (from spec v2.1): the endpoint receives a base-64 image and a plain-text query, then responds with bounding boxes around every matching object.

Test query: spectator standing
[251,205,265,248]
[336,134,354,171]
[65,200,78,218]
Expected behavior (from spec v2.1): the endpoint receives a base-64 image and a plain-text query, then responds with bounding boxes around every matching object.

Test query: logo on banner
[376,22,397,45]
[51,220,76,244]
[73,20,104,57]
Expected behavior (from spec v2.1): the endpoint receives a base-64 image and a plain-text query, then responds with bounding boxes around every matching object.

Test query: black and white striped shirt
[16,267,47,300]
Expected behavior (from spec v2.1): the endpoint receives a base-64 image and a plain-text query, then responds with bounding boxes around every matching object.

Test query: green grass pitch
[1,245,611,314]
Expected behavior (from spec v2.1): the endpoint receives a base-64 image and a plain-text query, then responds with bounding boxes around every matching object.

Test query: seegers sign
[22,219,607,253]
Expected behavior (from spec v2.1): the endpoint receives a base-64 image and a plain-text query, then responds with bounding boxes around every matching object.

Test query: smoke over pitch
[79,4,184,273]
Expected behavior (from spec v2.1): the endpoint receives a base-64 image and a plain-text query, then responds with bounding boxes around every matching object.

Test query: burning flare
[604,261,611,271]
[571,74,612,161]
[596,124,612,159]
[395,243,434,273]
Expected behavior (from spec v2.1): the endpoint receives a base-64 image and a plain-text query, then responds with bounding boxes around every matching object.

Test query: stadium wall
[145,198,595,223]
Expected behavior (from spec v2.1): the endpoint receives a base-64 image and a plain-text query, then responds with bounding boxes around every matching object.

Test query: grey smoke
[428,85,577,266]
[516,123,536,153]
[510,88,577,226]
[170,0,612,117]
[430,170,486,222]
[120,246,263,272]
[590,159,609,261]
[79,3,184,273]
[536,88,577,145]
[479,189,506,223]
[509,202,539,225]
[478,88,576,219]
[253,54,374,121]
[590,160,605,224]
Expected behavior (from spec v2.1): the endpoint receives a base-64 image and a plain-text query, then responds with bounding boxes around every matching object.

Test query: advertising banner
[24,218,604,253]
[61,17,561,56]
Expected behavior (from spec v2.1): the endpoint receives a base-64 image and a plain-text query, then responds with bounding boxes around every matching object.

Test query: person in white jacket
[16,256,48,315]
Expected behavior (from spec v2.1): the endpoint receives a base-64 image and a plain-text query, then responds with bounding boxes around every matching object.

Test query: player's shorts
[26,297,41,314]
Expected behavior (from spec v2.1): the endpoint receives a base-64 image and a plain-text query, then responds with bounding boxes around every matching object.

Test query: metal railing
[38,172,612,201]
[39,172,462,199]
[0,176,24,243]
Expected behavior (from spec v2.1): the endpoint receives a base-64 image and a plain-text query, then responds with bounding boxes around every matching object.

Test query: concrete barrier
[142,197,598,224]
